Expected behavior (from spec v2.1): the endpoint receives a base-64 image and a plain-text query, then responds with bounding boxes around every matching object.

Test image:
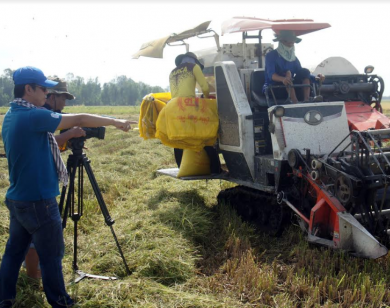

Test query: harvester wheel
[267,202,288,236]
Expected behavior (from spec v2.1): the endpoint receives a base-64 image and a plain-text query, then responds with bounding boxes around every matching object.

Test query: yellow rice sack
[155,97,219,152]
[166,97,218,140]
[177,149,210,178]
[138,92,171,139]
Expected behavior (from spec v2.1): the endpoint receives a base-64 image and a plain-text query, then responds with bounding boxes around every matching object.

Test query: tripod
[60,146,132,283]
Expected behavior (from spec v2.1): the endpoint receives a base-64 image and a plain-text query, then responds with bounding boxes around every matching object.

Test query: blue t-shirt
[2,103,62,201]
[263,49,302,91]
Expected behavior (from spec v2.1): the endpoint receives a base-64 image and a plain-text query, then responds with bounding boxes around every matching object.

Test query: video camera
[81,127,105,140]
[62,126,106,152]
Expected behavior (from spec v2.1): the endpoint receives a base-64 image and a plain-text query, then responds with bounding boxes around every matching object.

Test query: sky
[1,0,390,95]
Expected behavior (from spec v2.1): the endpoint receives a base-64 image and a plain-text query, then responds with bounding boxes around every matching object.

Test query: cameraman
[24,76,85,279]
[0,66,133,308]
[44,76,86,148]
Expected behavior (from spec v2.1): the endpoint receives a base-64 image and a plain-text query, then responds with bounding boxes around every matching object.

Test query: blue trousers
[0,198,73,308]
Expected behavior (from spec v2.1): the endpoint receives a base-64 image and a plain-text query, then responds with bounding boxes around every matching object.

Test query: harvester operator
[0,66,133,308]
[263,30,325,103]
[169,52,221,174]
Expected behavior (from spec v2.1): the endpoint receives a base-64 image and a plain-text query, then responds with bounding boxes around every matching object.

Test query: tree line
[0,69,167,107]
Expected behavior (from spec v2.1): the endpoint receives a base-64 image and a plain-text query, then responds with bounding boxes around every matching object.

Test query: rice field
[0,104,390,307]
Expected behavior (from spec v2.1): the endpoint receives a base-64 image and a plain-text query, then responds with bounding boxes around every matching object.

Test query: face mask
[276,42,296,62]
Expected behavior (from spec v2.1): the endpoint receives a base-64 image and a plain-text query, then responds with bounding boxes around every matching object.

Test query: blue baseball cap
[13,66,58,87]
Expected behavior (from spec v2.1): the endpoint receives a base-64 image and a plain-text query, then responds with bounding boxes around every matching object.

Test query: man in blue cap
[0,66,133,308]
[23,76,86,280]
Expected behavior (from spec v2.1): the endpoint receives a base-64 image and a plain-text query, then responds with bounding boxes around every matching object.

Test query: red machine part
[345,101,390,131]
[293,169,346,248]
[221,17,330,36]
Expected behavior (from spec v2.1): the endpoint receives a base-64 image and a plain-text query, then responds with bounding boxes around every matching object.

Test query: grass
[1,105,390,307]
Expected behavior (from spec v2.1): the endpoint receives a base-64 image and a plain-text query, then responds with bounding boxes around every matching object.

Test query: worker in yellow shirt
[169,52,220,173]
[169,52,209,99]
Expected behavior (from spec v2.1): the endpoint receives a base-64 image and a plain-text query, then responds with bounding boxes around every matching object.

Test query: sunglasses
[34,85,47,92]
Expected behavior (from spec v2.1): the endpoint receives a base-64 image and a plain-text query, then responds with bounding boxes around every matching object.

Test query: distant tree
[0,69,14,106]
[67,76,84,106]
[66,73,74,81]
[101,83,113,105]
[3,69,13,79]
[0,69,166,106]
[81,78,102,106]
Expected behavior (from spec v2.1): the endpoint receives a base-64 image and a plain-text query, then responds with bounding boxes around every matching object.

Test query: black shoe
[0,300,14,308]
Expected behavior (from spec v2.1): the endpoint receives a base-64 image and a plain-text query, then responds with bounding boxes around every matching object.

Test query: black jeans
[0,198,74,308]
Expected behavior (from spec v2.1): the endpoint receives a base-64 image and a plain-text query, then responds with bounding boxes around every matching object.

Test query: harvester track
[217,186,291,236]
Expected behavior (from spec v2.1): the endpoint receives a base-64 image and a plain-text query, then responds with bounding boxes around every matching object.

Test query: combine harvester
[133,17,388,259]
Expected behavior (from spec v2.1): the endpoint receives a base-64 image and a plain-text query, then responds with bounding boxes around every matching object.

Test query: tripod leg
[59,185,67,217]
[81,154,132,275]
[61,153,84,273]
[61,155,79,230]
[73,218,79,271]
[82,155,114,226]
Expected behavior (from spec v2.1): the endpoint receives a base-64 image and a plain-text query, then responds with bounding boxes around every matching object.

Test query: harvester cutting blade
[338,212,388,259]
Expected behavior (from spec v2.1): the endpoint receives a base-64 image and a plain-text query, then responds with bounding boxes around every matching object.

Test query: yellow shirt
[169,63,209,99]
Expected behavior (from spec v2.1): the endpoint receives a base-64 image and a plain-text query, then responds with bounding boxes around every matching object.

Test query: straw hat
[48,76,75,100]
[273,30,302,44]
[175,52,204,70]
